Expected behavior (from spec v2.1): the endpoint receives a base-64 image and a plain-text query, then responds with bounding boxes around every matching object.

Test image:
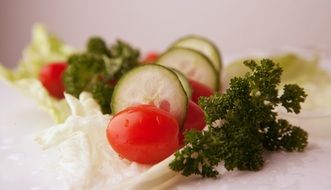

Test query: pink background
[1,0,331,67]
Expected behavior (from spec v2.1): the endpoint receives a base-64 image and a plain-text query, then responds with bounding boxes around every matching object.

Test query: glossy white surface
[173,140,331,190]
[1,79,331,190]
[1,49,331,189]
[0,81,64,189]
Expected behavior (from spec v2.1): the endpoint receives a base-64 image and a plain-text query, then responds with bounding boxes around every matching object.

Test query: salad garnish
[0,24,72,122]
[226,53,331,112]
[170,59,308,177]
[1,24,316,189]
[63,38,140,114]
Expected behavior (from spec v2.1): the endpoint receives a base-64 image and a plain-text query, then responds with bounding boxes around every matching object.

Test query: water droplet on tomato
[160,100,170,112]
[124,119,129,127]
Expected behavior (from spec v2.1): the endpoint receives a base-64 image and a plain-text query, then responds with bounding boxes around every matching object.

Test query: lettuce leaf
[224,53,331,112]
[35,92,149,189]
[0,24,74,123]
[224,53,331,87]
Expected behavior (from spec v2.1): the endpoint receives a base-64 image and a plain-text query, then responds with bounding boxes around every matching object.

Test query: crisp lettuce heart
[0,24,74,123]
[35,92,149,189]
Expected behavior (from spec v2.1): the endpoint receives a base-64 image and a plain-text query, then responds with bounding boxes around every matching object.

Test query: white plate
[1,49,331,189]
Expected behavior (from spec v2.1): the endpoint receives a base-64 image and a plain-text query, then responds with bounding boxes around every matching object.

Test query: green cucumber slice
[171,69,192,98]
[171,35,222,72]
[157,47,219,91]
[111,64,188,126]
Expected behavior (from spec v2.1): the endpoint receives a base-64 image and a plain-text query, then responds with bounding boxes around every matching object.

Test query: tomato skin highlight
[183,100,206,131]
[106,105,179,165]
[189,79,214,104]
[142,52,159,64]
[39,62,67,99]
[179,100,206,145]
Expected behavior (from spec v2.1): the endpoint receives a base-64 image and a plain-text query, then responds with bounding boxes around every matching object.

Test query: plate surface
[1,50,331,189]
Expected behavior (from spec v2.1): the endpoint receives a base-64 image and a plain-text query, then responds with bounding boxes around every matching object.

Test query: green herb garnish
[63,37,139,113]
[170,59,308,177]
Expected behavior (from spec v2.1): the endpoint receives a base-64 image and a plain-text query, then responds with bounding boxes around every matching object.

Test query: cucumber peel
[171,35,222,73]
[157,47,219,91]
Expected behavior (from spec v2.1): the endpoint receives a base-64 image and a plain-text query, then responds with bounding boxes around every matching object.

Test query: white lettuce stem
[113,155,185,190]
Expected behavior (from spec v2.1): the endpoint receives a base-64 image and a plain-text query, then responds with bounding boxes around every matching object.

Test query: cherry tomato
[108,79,118,86]
[106,105,179,165]
[39,62,67,99]
[179,100,206,145]
[189,79,214,104]
[142,52,159,64]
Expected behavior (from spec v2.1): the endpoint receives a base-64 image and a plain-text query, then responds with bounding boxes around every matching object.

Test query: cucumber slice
[157,47,219,91]
[111,64,188,126]
[171,69,192,98]
[171,35,222,72]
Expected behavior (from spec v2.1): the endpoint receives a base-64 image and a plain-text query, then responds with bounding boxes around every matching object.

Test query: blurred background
[0,0,330,67]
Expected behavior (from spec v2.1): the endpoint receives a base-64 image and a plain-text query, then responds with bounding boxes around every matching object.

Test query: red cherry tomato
[106,105,179,165]
[39,62,67,99]
[189,79,214,104]
[179,100,206,145]
[142,52,159,64]
[108,79,118,86]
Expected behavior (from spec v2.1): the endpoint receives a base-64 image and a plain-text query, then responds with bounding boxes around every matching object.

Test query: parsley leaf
[170,59,308,177]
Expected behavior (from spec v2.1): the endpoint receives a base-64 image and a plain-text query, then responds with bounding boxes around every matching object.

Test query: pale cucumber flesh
[157,48,219,90]
[111,64,188,126]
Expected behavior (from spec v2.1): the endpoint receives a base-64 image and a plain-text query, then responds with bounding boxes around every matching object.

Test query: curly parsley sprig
[63,37,140,114]
[169,59,308,177]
